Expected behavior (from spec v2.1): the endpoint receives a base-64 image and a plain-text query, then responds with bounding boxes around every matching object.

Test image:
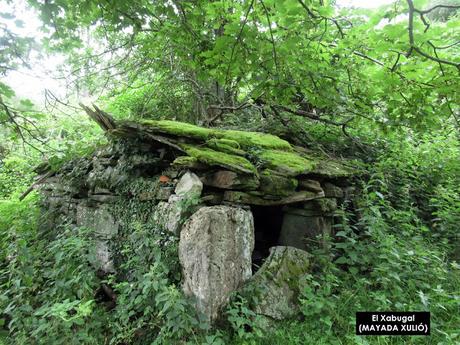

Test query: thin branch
[259,0,280,74]
[406,0,460,71]
[224,0,255,88]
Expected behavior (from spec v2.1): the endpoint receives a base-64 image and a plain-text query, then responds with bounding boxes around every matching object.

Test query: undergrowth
[1,128,459,344]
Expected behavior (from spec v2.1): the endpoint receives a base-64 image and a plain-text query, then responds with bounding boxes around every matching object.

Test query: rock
[175,171,203,197]
[298,179,323,193]
[309,159,357,179]
[155,186,174,200]
[88,194,119,203]
[201,170,259,190]
[200,193,224,204]
[223,190,324,206]
[172,156,208,170]
[76,204,119,240]
[302,198,337,215]
[278,207,332,251]
[322,182,344,198]
[93,241,114,273]
[152,199,183,236]
[239,246,310,324]
[152,194,202,235]
[259,170,298,196]
[179,206,254,322]
[94,187,112,194]
[76,204,119,272]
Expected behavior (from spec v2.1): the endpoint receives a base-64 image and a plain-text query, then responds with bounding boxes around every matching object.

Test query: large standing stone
[278,207,332,251]
[239,246,310,325]
[175,171,203,197]
[179,206,254,322]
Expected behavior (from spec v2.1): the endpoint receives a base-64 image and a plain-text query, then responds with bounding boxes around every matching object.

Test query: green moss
[309,158,356,178]
[211,138,240,148]
[171,156,208,170]
[206,138,246,156]
[220,130,292,150]
[260,170,298,196]
[140,120,292,150]
[259,150,317,175]
[181,144,256,174]
[141,120,214,140]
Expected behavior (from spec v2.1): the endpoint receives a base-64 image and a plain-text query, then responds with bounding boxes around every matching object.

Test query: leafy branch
[406,0,460,71]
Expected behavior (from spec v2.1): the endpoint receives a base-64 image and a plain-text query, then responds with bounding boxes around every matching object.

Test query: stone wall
[36,116,359,323]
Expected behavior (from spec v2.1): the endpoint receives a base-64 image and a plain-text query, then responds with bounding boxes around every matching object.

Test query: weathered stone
[89,194,119,203]
[175,171,203,197]
[239,246,310,324]
[172,156,208,170]
[76,204,119,239]
[152,194,202,235]
[200,193,224,204]
[86,165,129,189]
[259,170,298,196]
[278,208,332,250]
[76,204,118,273]
[155,186,174,200]
[39,178,80,195]
[129,154,160,168]
[179,206,254,322]
[302,198,337,215]
[94,187,112,194]
[309,159,357,179]
[322,182,344,198]
[152,199,183,235]
[223,190,324,206]
[298,179,323,193]
[93,240,114,273]
[201,170,259,190]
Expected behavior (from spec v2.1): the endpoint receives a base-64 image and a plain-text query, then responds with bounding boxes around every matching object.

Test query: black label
[356,312,430,335]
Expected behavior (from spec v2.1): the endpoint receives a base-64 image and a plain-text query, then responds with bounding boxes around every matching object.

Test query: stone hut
[36,107,357,324]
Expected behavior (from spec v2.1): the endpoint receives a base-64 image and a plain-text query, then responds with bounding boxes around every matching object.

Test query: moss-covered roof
[113,119,357,179]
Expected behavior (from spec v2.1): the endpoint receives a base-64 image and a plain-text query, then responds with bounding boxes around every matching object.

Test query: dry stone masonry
[35,107,359,324]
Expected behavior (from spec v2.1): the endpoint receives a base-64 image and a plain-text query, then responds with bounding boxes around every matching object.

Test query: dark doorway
[251,205,284,271]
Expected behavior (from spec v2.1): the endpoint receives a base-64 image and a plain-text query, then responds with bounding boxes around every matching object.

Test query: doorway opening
[250,205,284,271]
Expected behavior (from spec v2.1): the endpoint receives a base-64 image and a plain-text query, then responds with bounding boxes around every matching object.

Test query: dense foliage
[0,0,459,344]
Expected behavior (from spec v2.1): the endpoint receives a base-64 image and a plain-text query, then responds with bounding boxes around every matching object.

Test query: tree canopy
[25,0,460,130]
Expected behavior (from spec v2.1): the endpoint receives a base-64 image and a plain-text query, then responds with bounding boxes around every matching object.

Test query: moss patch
[181,144,256,174]
[259,170,298,196]
[206,138,246,156]
[141,120,214,140]
[220,130,292,150]
[259,150,317,175]
[140,120,292,150]
[309,159,357,178]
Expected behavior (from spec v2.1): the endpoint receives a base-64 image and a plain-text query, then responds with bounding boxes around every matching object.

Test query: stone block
[179,206,254,322]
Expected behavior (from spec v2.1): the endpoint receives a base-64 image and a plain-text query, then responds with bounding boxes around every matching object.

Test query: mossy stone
[310,159,357,178]
[181,144,257,174]
[172,156,208,170]
[140,120,292,150]
[141,120,214,140]
[259,150,317,176]
[259,170,298,196]
[206,138,246,156]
